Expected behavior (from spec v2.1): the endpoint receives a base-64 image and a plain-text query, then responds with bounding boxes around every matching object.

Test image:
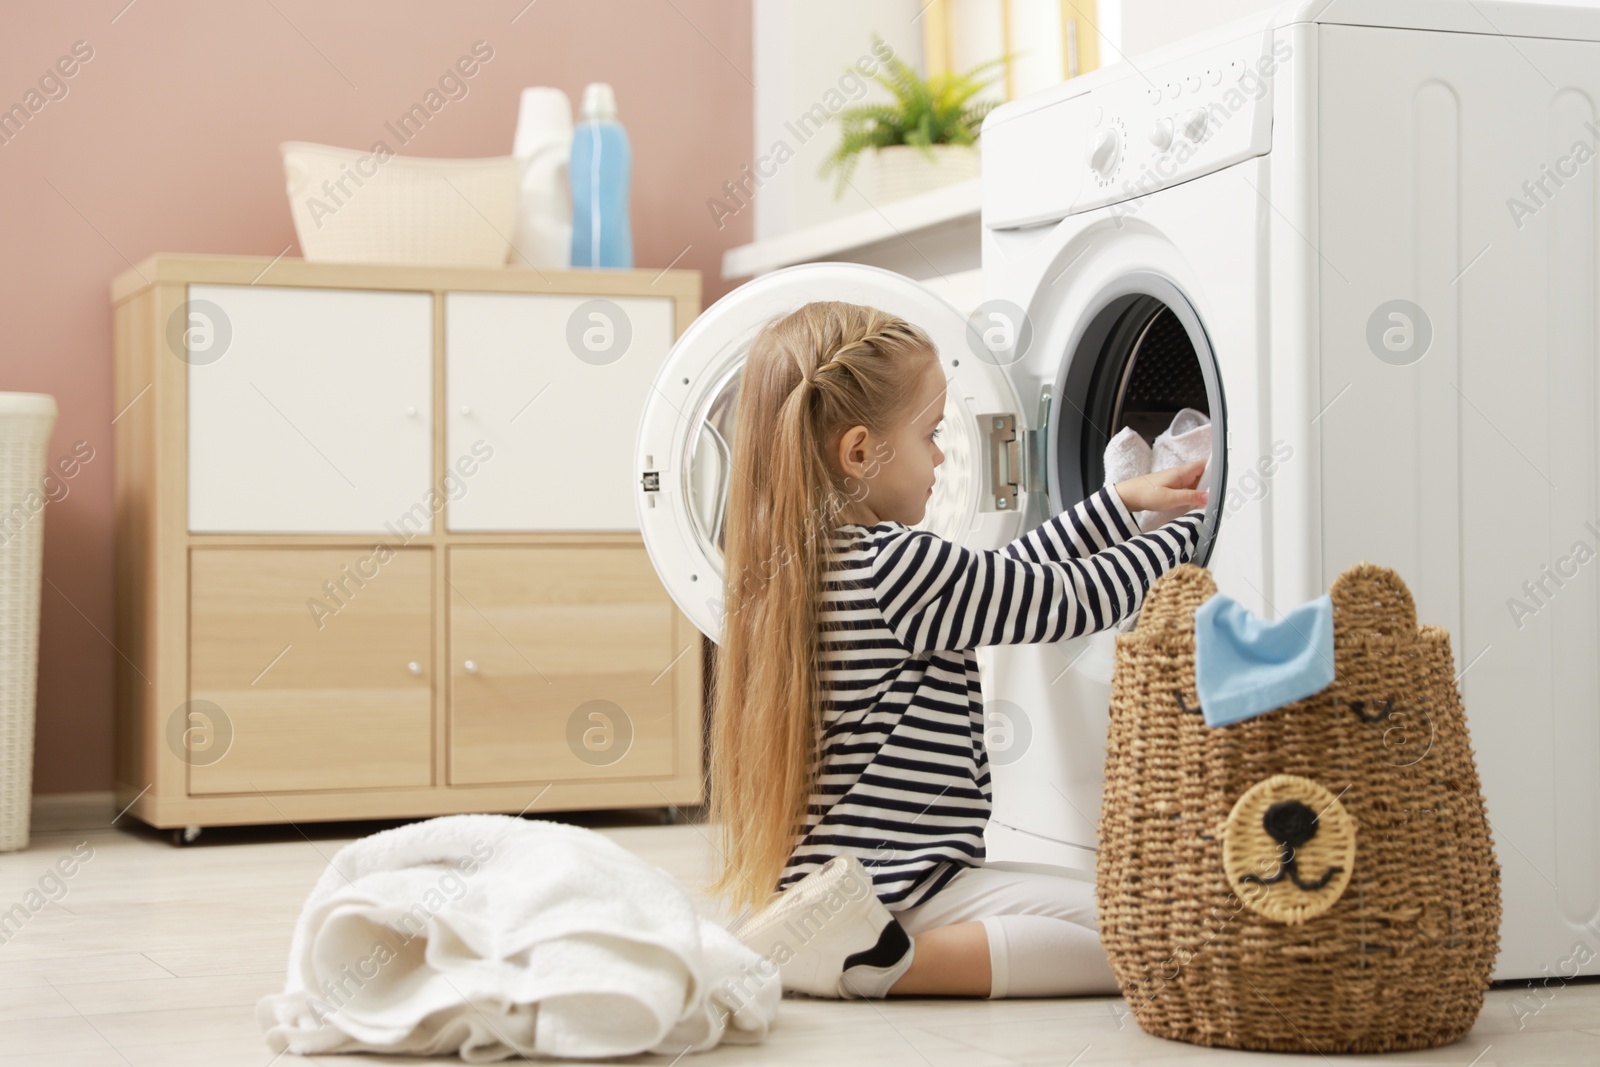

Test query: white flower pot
[869,144,980,203]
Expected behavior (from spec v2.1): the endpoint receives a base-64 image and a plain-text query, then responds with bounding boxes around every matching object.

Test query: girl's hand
[1114,458,1209,515]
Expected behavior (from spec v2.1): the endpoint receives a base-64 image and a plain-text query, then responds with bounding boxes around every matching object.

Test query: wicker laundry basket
[280,141,521,266]
[0,394,58,851]
[1096,562,1500,1054]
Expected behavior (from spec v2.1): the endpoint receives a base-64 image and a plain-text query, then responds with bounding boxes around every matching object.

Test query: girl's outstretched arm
[999,458,1208,564]
[999,484,1143,563]
[868,498,1204,653]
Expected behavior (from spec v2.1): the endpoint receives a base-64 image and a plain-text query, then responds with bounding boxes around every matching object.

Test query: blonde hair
[707,300,938,912]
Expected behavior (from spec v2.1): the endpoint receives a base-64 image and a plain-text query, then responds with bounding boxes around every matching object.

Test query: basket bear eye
[1340,696,1435,767]
[1340,697,1396,723]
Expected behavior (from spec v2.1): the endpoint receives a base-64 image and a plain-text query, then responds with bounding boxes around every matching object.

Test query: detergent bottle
[509,86,573,268]
[569,82,633,269]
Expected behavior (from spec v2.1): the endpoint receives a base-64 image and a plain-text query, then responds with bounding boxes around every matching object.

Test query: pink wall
[1,0,753,795]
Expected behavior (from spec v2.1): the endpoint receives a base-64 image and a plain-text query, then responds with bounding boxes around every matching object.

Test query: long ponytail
[706,301,936,912]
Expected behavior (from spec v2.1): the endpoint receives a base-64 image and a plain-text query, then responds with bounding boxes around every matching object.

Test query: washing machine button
[1149,117,1174,151]
[1087,127,1120,176]
[1181,108,1209,142]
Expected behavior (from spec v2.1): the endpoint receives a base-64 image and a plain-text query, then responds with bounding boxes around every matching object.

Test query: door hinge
[985,414,1024,511]
[983,388,1051,513]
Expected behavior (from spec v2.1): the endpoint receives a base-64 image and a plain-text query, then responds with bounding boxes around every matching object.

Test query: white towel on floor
[256,814,780,1062]
[1139,407,1213,531]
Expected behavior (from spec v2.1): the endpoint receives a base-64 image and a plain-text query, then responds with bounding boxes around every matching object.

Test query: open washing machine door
[635,262,1027,644]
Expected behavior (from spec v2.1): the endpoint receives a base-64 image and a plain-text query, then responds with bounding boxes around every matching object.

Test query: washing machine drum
[1051,276,1225,565]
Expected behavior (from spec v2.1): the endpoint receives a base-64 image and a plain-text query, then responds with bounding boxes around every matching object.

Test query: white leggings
[893,860,1121,999]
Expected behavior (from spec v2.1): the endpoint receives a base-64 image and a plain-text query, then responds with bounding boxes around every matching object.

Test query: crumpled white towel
[1151,407,1211,473]
[1103,425,1153,487]
[256,814,780,1062]
[1140,407,1213,530]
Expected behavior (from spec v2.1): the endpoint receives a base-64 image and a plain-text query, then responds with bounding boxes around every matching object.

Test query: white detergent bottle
[509,87,573,268]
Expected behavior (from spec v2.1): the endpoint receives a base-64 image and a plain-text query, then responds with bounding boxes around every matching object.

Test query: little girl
[710,300,1207,1000]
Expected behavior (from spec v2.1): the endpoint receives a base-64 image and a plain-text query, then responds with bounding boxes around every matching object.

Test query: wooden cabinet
[188,547,434,794]
[447,546,688,785]
[111,255,703,835]
[444,292,676,531]
[186,285,434,534]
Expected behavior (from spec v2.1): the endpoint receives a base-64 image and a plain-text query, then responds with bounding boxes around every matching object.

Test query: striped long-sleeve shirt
[776,485,1205,910]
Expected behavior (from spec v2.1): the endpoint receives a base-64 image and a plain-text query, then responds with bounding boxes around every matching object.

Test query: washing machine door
[635,263,1026,644]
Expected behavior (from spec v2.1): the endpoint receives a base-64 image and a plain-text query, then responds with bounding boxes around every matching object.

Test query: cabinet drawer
[444,291,676,531]
[187,547,434,794]
[447,545,683,785]
[186,284,433,533]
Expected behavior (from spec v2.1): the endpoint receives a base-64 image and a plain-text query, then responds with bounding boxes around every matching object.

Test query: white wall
[1119,0,1280,56]
[753,0,929,239]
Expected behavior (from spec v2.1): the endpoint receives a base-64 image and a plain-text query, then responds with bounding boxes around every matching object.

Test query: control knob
[1148,117,1174,151]
[1087,127,1120,176]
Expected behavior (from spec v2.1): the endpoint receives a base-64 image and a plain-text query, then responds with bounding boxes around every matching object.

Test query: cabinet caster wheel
[171,825,202,846]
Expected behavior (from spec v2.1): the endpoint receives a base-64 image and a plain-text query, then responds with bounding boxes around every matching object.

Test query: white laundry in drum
[1101,407,1213,530]
[1102,425,1154,486]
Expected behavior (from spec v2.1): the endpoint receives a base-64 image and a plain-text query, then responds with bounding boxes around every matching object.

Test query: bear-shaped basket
[1096,562,1501,1053]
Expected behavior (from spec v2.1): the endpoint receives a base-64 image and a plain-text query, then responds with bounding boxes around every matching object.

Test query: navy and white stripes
[776,485,1204,910]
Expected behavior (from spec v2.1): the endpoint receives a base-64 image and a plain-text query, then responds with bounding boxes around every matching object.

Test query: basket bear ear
[1135,563,1216,636]
[1329,562,1418,639]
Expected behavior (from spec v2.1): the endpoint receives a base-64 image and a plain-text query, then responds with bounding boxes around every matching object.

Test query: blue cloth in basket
[1193,592,1335,727]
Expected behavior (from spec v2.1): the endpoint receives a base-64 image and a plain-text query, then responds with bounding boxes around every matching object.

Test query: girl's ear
[836,424,872,478]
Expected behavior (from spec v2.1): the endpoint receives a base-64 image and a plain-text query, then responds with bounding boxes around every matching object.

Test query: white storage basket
[280,141,522,266]
[869,144,980,203]
[0,394,57,851]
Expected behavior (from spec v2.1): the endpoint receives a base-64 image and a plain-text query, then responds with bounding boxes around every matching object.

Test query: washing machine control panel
[983,23,1286,228]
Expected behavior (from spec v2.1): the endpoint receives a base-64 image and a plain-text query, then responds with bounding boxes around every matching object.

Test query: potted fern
[821,34,1016,202]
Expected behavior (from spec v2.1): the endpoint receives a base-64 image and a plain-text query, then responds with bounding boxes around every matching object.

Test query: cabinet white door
[445,291,675,531]
[187,284,433,533]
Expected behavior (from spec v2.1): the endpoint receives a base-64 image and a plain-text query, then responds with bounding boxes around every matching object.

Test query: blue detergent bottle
[570,82,633,269]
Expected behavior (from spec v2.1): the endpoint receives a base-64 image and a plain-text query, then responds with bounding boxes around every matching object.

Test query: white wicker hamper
[0,394,57,851]
[279,141,521,266]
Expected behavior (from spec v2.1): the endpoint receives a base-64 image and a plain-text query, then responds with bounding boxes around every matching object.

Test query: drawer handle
[405,406,418,418]
[407,661,422,675]
[463,660,478,674]
[459,405,471,417]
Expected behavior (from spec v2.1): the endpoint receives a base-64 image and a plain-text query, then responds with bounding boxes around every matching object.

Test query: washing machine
[637,0,1600,983]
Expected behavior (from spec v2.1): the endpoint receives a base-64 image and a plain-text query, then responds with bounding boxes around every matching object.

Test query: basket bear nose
[1262,799,1319,849]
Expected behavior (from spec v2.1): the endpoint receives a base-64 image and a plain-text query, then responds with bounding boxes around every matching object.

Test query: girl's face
[834,357,947,526]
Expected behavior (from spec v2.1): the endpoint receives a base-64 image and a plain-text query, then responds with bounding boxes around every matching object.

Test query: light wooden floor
[3,809,1599,1066]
